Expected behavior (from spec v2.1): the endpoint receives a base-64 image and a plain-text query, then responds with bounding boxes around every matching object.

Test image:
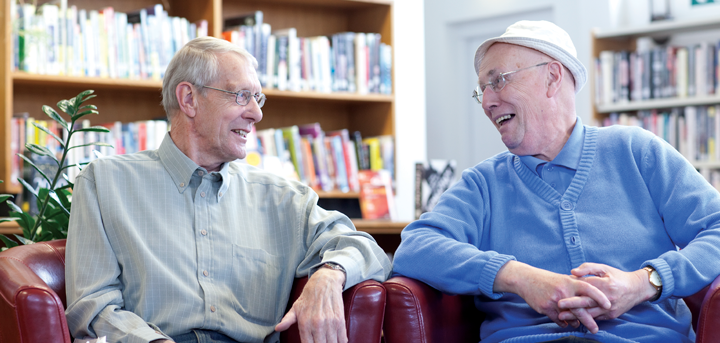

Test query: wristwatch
[322,262,347,288]
[643,266,663,301]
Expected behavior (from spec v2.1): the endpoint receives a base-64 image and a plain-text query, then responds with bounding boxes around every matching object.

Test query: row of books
[11,1,208,80]
[221,11,392,94]
[595,41,720,106]
[601,105,720,163]
[245,123,394,194]
[8,114,170,187]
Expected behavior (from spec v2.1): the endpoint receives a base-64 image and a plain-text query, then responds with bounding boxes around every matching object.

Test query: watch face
[649,270,662,287]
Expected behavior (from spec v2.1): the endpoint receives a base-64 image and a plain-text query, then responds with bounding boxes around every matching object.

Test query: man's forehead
[477,43,544,76]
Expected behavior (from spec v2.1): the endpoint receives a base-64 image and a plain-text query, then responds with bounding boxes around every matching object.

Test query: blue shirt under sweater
[393,122,720,343]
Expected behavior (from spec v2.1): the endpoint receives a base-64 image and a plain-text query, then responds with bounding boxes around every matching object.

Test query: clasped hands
[499,261,657,334]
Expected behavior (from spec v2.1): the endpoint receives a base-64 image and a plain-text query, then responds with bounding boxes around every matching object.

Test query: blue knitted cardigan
[393,125,720,343]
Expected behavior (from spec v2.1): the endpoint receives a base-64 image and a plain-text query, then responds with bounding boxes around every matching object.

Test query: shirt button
[210,305,216,312]
[198,171,204,176]
[180,182,185,187]
[201,229,208,236]
[561,200,573,211]
[203,270,209,277]
[551,183,556,188]
[218,192,223,197]
[201,192,206,198]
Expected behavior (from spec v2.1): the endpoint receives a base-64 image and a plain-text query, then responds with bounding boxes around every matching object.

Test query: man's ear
[545,61,564,97]
[176,81,198,118]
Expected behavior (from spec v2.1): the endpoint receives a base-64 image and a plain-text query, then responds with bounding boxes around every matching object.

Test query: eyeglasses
[472,62,549,104]
[203,85,266,108]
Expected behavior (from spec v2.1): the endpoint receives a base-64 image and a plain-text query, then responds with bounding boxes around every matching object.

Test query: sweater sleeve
[392,166,515,298]
[640,135,720,299]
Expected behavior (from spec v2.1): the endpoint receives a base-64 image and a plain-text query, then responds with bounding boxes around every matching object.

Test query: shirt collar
[519,117,584,175]
[158,132,231,195]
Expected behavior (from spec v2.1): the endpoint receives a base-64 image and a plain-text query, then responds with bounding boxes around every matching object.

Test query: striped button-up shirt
[65,133,391,343]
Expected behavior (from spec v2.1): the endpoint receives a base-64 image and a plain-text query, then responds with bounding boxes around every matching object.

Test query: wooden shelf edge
[691,161,720,169]
[352,219,408,235]
[0,221,21,235]
[12,72,395,103]
[596,95,720,113]
[594,16,720,39]
[263,89,394,103]
[13,71,163,91]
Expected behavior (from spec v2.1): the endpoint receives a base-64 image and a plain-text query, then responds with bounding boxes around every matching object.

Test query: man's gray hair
[162,36,258,119]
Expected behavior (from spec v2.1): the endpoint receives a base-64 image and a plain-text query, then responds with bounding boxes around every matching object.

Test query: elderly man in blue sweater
[392,20,720,343]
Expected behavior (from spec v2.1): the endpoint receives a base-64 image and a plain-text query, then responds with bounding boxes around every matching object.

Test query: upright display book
[415,160,457,219]
[357,170,397,220]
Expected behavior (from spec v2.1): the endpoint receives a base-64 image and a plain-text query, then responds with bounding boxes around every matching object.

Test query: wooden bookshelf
[0,0,405,237]
[591,18,720,178]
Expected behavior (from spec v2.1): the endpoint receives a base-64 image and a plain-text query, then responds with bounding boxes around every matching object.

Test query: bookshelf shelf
[596,95,720,113]
[317,190,360,199]
[594,16,720,40]
[351,219,408,235]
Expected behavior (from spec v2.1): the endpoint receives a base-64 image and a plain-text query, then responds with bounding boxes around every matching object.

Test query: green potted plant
[0,90,111,250]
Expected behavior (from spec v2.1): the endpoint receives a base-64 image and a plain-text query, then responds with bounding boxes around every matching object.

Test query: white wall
[424,0,611,172]
[393,0,427,221]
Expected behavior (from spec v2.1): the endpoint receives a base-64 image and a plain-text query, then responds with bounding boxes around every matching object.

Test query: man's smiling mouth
[496,114,515,126]
[231,129,248,138]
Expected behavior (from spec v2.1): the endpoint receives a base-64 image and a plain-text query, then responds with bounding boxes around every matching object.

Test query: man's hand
[494,261,611,334]
[558,263,657,322]
[275,267,347,343]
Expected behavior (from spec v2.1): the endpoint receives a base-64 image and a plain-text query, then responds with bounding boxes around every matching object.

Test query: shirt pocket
[232,244,285,325]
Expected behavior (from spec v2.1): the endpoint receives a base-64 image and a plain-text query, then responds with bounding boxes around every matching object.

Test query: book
[280,125,306,183]
[326,129,359,192]
[298,123,332,191]
[357,170,397,220]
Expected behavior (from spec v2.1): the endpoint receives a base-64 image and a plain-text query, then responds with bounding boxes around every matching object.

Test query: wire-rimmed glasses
[471,62,549,104]
[203,85,266,108]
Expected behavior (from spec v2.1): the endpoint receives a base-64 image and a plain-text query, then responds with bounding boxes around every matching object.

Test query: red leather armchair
[0,239,386,343]
[383,275,720,343]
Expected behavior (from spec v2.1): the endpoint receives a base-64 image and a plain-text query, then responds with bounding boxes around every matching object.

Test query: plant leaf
[17,177,38,197]
[78,104,98,110]
[26,143,57,159]
[57,99,71,114]
[80,92,96,103]
[71,109,100,121]
[48,191,70,216]
[0,235,18,249]
[32,122,65,148]
[42,105,69,131]
[68,142,113,150]
[18,154,52,185]
[0,195,12,202]
[75,125,109,133]
[0,217,19,223]
[55,188,72,209]
[5,199,22,213]
[14,234,35,246]
[9,211,35,237]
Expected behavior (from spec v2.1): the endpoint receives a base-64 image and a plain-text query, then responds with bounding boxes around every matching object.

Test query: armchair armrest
[281,278,386,343]
[689,274,720,343]
[0,243,71,343]
[383,276,483,343]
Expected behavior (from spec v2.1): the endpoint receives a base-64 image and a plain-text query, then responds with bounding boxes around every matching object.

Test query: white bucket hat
[473,20,587,94]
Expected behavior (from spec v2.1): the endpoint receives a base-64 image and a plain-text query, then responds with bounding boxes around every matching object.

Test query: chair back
[0,239,71,343]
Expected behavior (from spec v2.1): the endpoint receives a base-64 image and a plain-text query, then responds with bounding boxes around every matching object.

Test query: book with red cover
[357,169,397,220]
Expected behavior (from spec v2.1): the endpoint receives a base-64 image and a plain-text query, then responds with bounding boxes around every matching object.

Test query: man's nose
[244,99,264,123]
[481,87,501,112]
